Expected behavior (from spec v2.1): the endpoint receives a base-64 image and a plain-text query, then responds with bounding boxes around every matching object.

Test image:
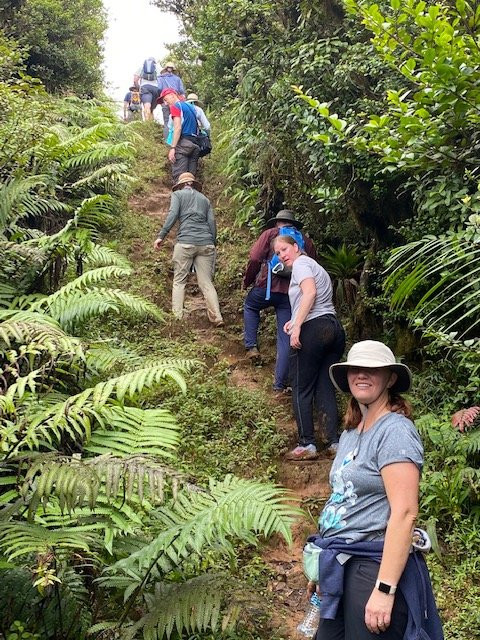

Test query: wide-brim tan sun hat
[162,61,176,72]
[187,93,199,102]
[266,209,303,229]
[329,340,412,393]
[172,172,202,192]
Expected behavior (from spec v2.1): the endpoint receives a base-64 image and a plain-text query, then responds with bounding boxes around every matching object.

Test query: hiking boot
[285,444,319,461]
[246,346,261,364]
[326,443,339,457]
[273,386,292,400]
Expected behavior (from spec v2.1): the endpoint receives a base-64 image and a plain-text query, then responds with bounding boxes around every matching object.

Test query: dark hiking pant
[290,314,345,447]
[172,136,200,182]
[243,287,291,390]
[316,558,408,640]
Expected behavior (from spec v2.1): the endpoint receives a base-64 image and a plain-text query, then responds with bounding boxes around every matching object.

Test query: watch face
[378,582,390,594]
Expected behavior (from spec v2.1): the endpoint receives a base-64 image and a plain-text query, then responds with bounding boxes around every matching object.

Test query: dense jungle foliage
[0,0,479,638]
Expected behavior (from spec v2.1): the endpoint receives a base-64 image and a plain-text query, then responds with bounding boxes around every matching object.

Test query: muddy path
[127,175,334,639]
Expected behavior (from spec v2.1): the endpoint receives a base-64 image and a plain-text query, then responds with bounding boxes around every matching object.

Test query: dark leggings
[290,314,345,446]
[316,558,408,640]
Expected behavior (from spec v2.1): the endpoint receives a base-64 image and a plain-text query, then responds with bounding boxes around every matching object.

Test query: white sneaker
[326,443,339,456]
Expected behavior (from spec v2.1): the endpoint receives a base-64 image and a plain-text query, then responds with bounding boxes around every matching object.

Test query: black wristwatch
[375,580,397,595]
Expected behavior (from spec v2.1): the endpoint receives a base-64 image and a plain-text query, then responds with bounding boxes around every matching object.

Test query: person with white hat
[306,340,443,640]
[153,172,223,327]
[187,93,210,133]
[157,62,186,139]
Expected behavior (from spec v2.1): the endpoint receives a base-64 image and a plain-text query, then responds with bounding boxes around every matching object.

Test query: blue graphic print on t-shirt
[319,448,358,532]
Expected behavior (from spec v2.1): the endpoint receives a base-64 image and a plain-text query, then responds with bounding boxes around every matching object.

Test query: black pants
[316,558,408,640]
[290,314,345,447]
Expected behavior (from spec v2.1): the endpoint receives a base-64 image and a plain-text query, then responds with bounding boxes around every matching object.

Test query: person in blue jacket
[307,340,443,640]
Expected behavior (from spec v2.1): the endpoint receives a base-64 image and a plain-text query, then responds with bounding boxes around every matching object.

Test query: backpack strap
[265,263,273,301]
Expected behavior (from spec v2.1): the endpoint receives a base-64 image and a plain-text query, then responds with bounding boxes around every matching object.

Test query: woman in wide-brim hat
[307,340,443,640]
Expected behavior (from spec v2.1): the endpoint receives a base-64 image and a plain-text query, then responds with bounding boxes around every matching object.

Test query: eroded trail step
[130,178,333,639]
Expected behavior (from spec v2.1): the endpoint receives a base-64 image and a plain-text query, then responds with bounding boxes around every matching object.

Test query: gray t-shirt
[319,412,423,542]
[289,255,335,323]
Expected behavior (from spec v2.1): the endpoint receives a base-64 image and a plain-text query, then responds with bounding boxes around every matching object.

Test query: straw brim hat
[161,61,176,72]
[266,209,303,229]
[187,93,199,102]
[329,340,412,393]
[172,172,202,192]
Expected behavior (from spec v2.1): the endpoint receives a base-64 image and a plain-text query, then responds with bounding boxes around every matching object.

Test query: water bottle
[297,592,321,637]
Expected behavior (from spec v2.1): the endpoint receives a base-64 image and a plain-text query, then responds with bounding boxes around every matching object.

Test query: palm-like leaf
[386,228,480,337]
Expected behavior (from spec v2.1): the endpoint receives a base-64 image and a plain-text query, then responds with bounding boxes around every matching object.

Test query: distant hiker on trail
[160,88,200,182]
[187,93,210,133]
[133,57,160,121]
[158,62,185,139]
[273,232,345,460]
[123,86,143,121]
[153,172,224,327]
[242,210,317,395]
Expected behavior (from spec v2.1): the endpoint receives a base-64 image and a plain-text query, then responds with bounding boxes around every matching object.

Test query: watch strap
[375,580,397,595]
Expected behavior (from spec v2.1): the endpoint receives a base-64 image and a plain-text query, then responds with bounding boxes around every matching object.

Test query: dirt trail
[129,177,333,639]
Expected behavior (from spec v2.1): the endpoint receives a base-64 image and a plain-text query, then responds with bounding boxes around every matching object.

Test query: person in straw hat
[153,172,223,326]
[305,340,443,640]
[242,210,317,394]
[158,61,186,139]
[187,93,210,133]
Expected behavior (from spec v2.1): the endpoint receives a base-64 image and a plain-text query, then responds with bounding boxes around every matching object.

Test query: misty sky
[102,0,179,103]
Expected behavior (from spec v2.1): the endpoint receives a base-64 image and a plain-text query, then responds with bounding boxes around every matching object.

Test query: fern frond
[71,163,134,189]
[85,342,146,373]
[109,476,299,577]
[85,407,180,459]
[24,453,182,514]
[0,175,48,231]
[0,282,17,308]
[0,522,100,560]
[83,244,131,269]
[0,312,83,358]
[29,266,132,309]
[130,574,229,639]
[44,288,163,330]
[64,142,134,168]
[14,361,192,451]
[73,194,115,232]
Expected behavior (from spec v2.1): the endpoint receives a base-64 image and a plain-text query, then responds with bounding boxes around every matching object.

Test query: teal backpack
[266,226,305,300]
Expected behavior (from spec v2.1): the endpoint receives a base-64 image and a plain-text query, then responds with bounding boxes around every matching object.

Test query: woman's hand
[306,581,321,599]
[365,590,394,634]
[283,320,292,335]
[289,324,302,349]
